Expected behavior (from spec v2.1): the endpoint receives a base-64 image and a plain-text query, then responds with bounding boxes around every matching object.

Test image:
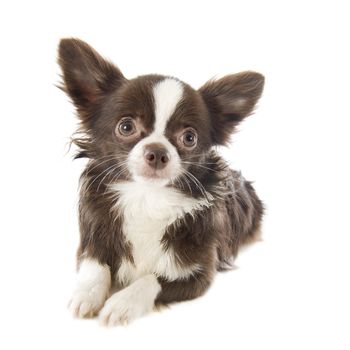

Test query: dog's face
[58,39,264,187]
[97,75,212,186]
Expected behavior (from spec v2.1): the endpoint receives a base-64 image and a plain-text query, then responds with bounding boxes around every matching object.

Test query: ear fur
[199,71,264,145]
[58,38,126,113]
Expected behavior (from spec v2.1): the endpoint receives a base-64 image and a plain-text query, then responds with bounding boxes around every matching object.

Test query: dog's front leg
[155,272,213,305]
[99,274,161,326]
[69,258,111,318]
[98,271,214,326]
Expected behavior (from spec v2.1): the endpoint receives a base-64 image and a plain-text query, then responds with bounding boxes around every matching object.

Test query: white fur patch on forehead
[153,78,183,134]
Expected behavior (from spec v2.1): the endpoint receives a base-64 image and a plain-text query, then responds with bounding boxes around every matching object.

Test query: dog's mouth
[134,166,173,183]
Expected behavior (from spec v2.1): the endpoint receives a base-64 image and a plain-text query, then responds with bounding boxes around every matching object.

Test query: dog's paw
[68,284,108,318]
[99,277,159,326]
[99,291,145,326]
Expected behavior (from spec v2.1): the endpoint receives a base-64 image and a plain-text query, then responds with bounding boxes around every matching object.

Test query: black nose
[144,144,170,170]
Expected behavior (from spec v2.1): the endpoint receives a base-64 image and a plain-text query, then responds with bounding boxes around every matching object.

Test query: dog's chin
[132,171,171,187]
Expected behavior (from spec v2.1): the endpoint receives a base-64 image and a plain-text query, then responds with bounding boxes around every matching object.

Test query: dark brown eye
[181,129,197,148]
[117,118,136,136]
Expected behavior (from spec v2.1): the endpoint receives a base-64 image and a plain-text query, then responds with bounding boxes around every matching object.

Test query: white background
[1,1,349,349]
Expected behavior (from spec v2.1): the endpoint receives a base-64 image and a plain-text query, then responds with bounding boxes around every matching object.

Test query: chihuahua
[58,38,264,326]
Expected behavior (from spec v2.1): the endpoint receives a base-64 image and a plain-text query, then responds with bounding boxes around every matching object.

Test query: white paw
[68,284,108,318]
[99,275,160,327]
[98,289,150,326]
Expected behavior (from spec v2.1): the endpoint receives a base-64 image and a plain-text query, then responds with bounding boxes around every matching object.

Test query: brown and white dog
[58,38,264,326]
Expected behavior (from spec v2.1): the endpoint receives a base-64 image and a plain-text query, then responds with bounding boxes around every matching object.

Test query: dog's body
[58,39,264,326]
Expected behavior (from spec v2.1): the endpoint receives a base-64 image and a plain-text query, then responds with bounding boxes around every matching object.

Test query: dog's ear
[58,38,126,113]
[199,71,264,145]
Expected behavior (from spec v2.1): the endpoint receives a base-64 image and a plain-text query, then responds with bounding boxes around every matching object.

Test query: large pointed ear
[199,71,264,145]
[58,38,126,113]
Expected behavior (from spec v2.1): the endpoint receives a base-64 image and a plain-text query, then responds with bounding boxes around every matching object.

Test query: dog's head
[58,38,264,188]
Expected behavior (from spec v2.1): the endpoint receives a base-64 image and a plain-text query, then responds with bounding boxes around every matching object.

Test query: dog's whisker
[109,166,129,185]
[96,164,123,192]
[173,174,192,196]
[85,157,119,175]
[184,170,213,201]
[181,162,219,172]
[83,162,128,196]
[104,167,129,196]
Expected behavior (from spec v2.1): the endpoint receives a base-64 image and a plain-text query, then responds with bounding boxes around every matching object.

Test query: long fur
[59,38,265,326]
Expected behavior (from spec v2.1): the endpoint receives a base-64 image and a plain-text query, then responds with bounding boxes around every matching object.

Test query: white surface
[0,1,349,349]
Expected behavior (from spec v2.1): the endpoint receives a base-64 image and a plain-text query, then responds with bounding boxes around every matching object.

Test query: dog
[58,38,264,326]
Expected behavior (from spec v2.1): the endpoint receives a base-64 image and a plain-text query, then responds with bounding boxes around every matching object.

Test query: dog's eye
[117,118,136,137]
[181,129,197,148]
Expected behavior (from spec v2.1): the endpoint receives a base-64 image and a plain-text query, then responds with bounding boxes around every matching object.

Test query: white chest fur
[110,182,210,285]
